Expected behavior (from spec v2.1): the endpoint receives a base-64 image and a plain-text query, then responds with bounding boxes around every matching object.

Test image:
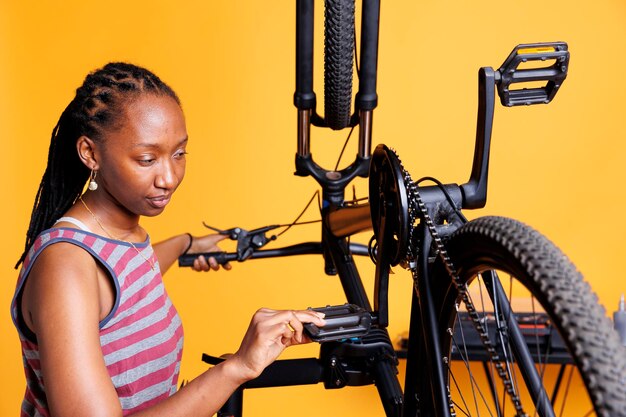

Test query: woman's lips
[148,195,171,208]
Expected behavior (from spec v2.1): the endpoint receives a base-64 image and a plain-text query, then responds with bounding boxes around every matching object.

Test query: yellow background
[1,0,625,415]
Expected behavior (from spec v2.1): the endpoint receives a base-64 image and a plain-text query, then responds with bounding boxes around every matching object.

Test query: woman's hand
[154,233,231,274]
[228,308,326,383]
[186,233,232,272]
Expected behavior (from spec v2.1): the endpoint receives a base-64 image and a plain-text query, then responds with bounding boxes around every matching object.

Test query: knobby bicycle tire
[324,0,354,130]
[421,216,626,417]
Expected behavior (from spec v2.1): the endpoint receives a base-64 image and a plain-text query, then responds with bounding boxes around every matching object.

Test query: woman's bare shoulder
[30,239,98,278]
[23,241,100,326]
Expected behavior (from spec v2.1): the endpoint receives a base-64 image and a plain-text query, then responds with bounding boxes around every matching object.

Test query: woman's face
[95,93,188,217]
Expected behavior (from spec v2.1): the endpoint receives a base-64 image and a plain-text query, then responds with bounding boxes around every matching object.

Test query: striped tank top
[11,226,184,416]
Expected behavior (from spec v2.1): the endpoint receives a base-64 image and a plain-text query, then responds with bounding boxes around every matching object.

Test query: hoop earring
[88,170,98,191]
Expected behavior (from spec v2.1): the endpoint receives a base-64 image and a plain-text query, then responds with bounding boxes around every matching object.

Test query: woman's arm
[153,233,231,273]
[24,243,325,417]
[133,308,325,417]
[24,243,125,417]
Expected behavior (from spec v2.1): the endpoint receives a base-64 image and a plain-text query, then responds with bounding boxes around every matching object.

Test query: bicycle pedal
[496,42,569,106]
[304,304,372,342]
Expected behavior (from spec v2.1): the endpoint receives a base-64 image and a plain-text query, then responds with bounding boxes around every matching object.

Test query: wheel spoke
[455,298,486,417]
[557,366,575,417]
[448,362,473,417]
[450,328,496,417]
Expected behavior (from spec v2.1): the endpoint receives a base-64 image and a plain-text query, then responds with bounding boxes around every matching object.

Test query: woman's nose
[155,160,178,189]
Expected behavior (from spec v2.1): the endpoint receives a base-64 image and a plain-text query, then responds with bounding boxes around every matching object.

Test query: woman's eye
[138,158,156,166]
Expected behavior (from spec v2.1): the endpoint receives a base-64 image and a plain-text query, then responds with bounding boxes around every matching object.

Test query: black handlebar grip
[178,252,235,267]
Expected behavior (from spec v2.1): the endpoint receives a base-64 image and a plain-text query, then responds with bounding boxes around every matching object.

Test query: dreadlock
[15,62,180,269]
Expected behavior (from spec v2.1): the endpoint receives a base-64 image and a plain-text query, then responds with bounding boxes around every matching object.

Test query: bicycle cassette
[369,144,410,265]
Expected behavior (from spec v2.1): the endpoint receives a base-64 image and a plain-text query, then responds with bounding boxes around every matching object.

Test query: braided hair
[15,62,180,268]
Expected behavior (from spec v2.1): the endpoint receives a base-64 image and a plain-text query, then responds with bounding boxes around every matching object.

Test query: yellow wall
[1,1,625,415]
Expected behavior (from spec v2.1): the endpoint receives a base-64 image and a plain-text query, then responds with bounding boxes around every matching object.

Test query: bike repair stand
[205,303,402,417]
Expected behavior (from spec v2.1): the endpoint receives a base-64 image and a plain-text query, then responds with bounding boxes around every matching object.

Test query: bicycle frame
[187,2,571,416]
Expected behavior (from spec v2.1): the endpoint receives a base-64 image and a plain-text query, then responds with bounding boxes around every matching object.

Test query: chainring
[368,144,410,266]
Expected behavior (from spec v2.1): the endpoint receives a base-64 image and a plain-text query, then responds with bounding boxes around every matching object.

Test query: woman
[11,62,325,417]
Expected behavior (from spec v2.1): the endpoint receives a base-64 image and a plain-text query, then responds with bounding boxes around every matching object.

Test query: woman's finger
[294,310,326,326]
[272,310,324,345]
[285,314,304,344]
[208,257,220,271]
[193,255,210,271]
[280,321,296,346]
[209,233,229,244]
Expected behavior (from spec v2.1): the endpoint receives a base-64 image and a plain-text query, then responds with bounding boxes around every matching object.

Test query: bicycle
[180,1,626,416]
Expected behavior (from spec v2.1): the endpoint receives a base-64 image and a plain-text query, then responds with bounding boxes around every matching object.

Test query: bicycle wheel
[421,216,626,417]
[324,0,354,130]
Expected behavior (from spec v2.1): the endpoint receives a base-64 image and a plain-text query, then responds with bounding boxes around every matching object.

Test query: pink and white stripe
[11,228,184,416]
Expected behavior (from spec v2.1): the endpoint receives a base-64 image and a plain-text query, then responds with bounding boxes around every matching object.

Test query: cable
[276,190,322,237]
[347,196,368,203]
[334,125,355,171]
[415,176,468,223]
[368,234,378,265]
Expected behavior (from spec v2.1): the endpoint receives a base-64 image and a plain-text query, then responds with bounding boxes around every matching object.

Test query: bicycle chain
[390,148,528,417]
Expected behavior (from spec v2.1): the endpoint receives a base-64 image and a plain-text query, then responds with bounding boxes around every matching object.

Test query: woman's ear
[76,136,99,170]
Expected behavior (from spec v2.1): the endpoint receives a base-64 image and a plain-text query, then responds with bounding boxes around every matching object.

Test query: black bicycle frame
[293,1,406,415]
[201,1,569,414]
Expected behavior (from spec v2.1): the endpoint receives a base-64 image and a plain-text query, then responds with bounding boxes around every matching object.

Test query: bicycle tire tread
[450,216,626,417]
[324,0,354,130]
